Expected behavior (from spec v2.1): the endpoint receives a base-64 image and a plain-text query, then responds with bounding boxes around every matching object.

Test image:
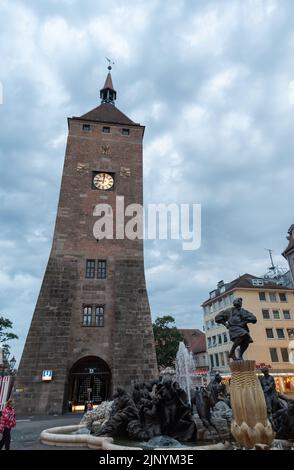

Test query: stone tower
[14,69,158,415]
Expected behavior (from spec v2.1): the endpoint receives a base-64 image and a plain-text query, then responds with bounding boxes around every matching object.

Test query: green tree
[152,315,184,369]
[0,316,18,364]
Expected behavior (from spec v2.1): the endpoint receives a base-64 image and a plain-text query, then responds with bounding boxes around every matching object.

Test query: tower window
[85,260,96,278]
[85,259,107,279]
[82,305,105,327]
[82,124,91,131]
[83,306,92,326]
[102,126,110,133]
[122,128,130,135]
[97,260,107,279]
[95,306,104,327]
[269,348,279,362]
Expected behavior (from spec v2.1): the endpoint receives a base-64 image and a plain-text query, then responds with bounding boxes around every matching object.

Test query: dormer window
[210,290,216,299]
[252,279,264,286]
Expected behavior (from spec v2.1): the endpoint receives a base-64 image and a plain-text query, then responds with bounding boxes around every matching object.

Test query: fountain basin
[40,425,230,450]
[40,425,142,450]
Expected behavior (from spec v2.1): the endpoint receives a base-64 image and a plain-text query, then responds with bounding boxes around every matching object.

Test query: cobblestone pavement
[7,413,90,450]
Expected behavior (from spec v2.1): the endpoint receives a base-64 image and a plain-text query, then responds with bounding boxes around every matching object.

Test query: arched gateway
[68,356,111,410]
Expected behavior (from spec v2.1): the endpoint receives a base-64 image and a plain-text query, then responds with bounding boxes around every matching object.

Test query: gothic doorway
[68,356,111,411]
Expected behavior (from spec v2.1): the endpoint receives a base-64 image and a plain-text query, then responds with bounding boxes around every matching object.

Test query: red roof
[73,103,137,126]
[103,72,115,90]
[179,329,206,354]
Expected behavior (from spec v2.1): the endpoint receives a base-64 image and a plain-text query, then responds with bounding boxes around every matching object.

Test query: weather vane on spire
[106,57,115,71]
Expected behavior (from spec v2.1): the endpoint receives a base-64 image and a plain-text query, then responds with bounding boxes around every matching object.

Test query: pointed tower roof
[103,71,115,90]
[71,67,140,127]
[99,66,117,105]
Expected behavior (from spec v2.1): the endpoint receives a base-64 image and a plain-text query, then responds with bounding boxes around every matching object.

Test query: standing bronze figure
[215,297,257,360]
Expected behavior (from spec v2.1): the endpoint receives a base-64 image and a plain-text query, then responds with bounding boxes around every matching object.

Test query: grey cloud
[0,0,293,362]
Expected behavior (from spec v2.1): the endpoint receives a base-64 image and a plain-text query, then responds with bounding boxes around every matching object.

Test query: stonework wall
[113,259,158,390]
[14,257,79,415]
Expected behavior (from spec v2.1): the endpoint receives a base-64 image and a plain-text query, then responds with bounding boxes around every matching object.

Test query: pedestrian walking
[0,399,16,450]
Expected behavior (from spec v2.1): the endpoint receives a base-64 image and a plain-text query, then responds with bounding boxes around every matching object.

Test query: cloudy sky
[0,0,293,362]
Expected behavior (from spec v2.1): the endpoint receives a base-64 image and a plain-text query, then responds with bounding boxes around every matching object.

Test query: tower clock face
[93,172,114,190]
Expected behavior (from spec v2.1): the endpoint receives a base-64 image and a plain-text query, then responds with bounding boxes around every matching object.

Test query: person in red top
[0,399,16,450]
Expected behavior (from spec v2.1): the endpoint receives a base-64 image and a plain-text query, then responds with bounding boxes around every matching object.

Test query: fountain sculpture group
[41,296,294,449]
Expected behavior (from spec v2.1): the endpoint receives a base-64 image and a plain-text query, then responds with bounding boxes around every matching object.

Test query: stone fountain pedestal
[229,360,274,448]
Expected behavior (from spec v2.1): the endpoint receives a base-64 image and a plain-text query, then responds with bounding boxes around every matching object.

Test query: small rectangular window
[269,292,277,302]
[210,355,214,369]
[214,353,219,367]
[122,128,130,135]
[102,126,110,133]
[279,293,287,302]
[220,352,225,366]
[82,124,91,131]
[270,348,279,362]
[218,334,222,345]
[283,310,291,320]
[280,348,289,362]
[273,310,280,319]
[83,306,92,326]
[85,259,96,278]
[276,328,285,339]
[266,328,274,339]
[262,309,270,319]
[287,328,294,339]
[259,292,266,301]
[95,305,104,327]
[223,332,228,343]
[207,337,211,348]
[97,260,107,279]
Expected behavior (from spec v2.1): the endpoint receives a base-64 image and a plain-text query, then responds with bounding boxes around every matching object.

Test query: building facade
[202,274,294,395]
[14,70,158,415]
